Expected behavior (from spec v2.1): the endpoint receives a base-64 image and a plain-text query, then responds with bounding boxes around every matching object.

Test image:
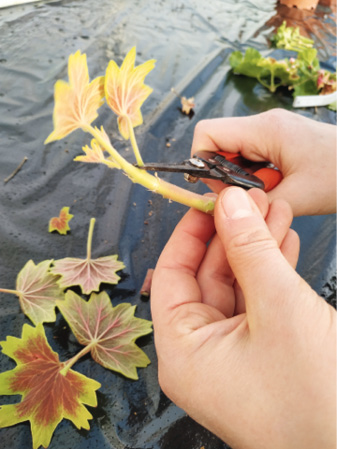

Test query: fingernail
[221,188,254,219]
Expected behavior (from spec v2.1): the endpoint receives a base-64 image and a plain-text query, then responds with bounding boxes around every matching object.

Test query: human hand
[191,109,336,216]
[151,187,336,449]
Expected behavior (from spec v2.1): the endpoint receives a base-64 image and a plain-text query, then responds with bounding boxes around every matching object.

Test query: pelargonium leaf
[74,126,121,168]
[57,290,152,380]
[104,47,156,139]
[50,218,125,295]
[0,323,101,449]
[49,206,74,234]
[45,50,105,144]
[0,260,64,325]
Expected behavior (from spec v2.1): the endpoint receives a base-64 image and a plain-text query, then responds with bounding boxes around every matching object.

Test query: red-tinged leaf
[50,218,125,294]
[49,206,74,234]
[105,47,156,139]
[57,290,152,380]
[0,260,64,325]
[45,50,105,144]
[0,323,101,449]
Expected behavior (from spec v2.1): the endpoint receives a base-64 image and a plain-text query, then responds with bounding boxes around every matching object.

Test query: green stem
[85,125,215,214]
[60,343,95,376]
[87,217,96,260]
[125,116,144,167]
[0,288,19,296]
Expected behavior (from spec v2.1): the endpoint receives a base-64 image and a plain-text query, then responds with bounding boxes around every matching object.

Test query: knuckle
[227,227,277,261]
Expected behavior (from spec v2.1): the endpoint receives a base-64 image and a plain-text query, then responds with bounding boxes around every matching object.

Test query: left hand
[150,188,336,449]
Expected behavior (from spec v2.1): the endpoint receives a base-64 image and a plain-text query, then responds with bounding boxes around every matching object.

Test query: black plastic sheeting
[0,1,335,448]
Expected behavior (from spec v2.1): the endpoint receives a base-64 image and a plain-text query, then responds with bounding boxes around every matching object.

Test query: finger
[191,113,281,165]
[196,233,236,317]
[214,187,303,325]
[280,228,300,269]
[151,208,215,329]
[265,198,293,247]
[196,189,269,317]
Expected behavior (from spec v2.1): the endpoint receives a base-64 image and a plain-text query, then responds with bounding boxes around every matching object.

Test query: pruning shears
[139,150,282,192]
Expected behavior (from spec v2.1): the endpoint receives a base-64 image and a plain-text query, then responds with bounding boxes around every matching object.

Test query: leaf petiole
[86,218,96,260]
[125,115,144,167]
[60,342,95,376]
[0,288,19,296]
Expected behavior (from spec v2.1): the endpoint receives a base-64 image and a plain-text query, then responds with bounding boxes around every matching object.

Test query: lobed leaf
[0,323,100,449]
[45,50,105,144]
[57,291,152,379]
[51,254,125,295]
[104,47,156,139]
[50,218,125,295]
[16,259,64,325]
[49,206,73,234]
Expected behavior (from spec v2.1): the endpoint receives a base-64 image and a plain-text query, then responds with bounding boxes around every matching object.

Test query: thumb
[214,187,300,322]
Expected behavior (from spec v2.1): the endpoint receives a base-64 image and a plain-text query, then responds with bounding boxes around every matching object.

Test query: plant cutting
[44,48,215,214]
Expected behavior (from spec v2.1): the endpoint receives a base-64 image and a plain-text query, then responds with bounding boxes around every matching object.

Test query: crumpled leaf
[50,218,125,294]
[105,47,156,139]
[0,260,64,325]
[45,50,105,144]
[49,206,74,234]
[0,323,101,449]
[57,290,152,379]
[181,96,195,115]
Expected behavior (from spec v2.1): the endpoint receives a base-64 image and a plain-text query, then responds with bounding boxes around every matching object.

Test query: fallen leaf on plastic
[45,50,105,143]
[57,290,152,379]
[50,218,125,294]
[181,96,195,115]
[0,260,64,325]
[49,206,74,234]
[105,47,156,139]
[0,323,101,449]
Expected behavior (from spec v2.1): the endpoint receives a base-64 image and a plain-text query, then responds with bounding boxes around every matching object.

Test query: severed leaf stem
[0,288,19,296]
[86,218,96,260]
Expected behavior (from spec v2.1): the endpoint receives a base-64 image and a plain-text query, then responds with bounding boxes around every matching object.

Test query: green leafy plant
[44,48,215,214]
[0,217,152,448]
[230,47,336,99]
[270,21,314,52]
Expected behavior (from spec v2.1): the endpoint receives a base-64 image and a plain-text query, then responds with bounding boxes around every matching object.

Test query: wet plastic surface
[0,1,335,448]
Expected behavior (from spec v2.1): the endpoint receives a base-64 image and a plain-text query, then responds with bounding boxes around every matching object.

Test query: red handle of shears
[217,151,282,192]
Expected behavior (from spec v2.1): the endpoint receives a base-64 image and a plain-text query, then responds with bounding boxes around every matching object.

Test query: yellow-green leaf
[57,291,152,380]
[104,47,156,139]
[45,50,105,144]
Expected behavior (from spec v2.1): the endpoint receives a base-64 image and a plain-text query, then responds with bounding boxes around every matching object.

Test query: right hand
[191,109,336,216]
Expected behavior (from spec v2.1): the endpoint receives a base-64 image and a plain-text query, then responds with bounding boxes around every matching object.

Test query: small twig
[4,156,28,184]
